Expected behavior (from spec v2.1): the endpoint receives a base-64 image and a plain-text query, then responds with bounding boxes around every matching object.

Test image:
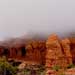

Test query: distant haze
[0,0,75,40]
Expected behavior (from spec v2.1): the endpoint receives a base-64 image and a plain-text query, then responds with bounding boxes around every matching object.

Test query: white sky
[0,0,75,40]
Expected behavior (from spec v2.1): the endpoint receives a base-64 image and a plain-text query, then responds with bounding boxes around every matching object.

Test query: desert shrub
[52,65,61,71]
[67,63,75,69]
[0,57,18,75]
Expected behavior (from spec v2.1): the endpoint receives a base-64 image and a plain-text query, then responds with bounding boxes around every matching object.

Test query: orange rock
[61,38,72,64]
[65,68,75,75]
[46,34,64,68]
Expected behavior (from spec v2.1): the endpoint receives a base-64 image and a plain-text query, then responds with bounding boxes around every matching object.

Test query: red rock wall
[0,34,75,67]
[0,40,46,64]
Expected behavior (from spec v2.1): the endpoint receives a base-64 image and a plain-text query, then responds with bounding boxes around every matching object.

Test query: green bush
[67,63,75,69]
[52,65,61,71]
[0,57,18,75]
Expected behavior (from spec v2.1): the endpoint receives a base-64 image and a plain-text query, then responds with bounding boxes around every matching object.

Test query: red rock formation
[25,40,46,64]
[0,46,4,56]
[0,34,74,68]
[45,34,64,68]
[69,38,75,64]
[61,38,72,65]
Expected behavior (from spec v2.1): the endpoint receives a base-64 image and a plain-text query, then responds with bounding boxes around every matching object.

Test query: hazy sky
[0,0,75,40]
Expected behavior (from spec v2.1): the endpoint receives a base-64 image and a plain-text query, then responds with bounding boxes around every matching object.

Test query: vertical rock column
[68,38,75,64]
[61,38,72,65]
[45,34,64,68]
[0,47,4,57]
[30,41,42,64]
[9,47,13,58]
[38,41,46,65]
[25,41,42,64]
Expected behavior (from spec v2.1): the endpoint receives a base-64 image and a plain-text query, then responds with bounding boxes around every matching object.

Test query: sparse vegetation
[52,65,61,71]
[0,56,18,75]
[67,63,75,69]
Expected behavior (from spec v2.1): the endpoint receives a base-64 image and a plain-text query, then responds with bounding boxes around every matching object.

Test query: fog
[0,0,75,40]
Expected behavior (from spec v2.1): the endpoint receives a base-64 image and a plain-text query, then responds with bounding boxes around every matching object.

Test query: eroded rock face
[0,34,74,67]
[25,40,46,64]
[0,46,5,56]
[45,34,64,68]
[61,38,72,66]
[0,40,46,65]
[45,34,73,68]
[69,38,75,64]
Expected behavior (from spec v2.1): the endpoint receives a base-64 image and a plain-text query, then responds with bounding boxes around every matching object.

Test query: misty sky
[0,0,75,40]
